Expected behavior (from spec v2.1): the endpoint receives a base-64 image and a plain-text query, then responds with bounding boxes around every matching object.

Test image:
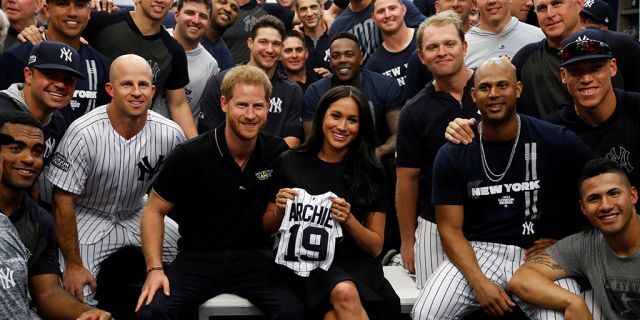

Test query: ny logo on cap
[584,0,594,7]
[576,35,591,42]
[60,47,72,62]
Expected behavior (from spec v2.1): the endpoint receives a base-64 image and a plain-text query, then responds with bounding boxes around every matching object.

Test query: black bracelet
[147,266,163,273]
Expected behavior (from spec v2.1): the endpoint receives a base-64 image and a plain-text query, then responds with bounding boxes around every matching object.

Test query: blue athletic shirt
[403,50,433,101]
[201,36,235,71]
[432,115,595,248]
[396,76,478,222]
[365,31,416,89]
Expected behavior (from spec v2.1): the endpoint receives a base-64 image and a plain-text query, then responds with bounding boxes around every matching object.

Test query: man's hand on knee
[62,264,97,301]
[474,279,516,316]
[400,240,415,274]
[136,269,170,313]
[77,308,113,320]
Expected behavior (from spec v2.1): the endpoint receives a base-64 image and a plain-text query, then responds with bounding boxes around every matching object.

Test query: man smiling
[280,30,319,92]
[295,0,331,76]
[0,41,84,209]
[201,0,239,71]
[156,0,220,126]
[510,158,640,319]
[367,0,416,90]
[0,0,111,125]
[412,57,595,319]
[198,15,303,148]
[0,0,41,52]
[0,110,113,320]
[48,54,185,305]
[544,28,640,196]
[79,0,199,138]
[137,65,303,320]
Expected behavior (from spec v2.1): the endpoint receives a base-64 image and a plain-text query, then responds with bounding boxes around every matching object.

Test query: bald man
[411,58,596,319]
[48,54,186,305]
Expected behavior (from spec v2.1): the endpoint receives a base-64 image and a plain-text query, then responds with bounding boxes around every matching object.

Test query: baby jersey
[275,189,343,277]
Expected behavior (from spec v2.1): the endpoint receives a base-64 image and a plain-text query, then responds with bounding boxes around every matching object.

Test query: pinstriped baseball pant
[411,241,604,320]
[60,211,179,306]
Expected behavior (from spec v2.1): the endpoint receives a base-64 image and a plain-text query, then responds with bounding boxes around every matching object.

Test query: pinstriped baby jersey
[276,188,342,277]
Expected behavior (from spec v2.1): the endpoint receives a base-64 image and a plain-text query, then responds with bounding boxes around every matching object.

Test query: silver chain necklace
[479,114,521,182]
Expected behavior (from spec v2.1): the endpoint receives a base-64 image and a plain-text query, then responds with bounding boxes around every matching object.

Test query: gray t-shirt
[547,228,640,320]
[464,17,544,69]
[155,29,220,124]
[0,214,30,320]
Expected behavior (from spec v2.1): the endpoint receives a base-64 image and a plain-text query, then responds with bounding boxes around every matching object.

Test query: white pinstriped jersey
[47,105,186,245]
[275,188,343,277]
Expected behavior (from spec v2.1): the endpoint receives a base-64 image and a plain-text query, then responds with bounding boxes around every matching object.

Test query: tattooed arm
[508,255,593,320]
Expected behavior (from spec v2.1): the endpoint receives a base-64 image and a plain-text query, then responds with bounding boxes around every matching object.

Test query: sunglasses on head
[560,39,611,62]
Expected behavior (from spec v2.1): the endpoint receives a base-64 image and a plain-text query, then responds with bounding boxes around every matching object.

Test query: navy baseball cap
[580,0,612,28]
[0,133,14,145]
[27,41,86,80]
[560,28,612,67]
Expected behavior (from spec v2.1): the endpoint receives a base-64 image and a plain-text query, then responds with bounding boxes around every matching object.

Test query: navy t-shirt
[545,89,640,188]
[365,32,416,89]
[432,115,595,248]
[304,32,331,72]
[0,42,111,124]
[10,196,60,277]
[329,0,424,61]
[303,70,403,146]
[197,68,304,139]
[403,50,433,101]
[201,36,235,71]
[396,76,478,222]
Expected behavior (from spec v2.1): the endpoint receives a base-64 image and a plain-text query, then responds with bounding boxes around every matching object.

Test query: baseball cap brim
[560,53,613,67]
[0,133,14,145]
[34,63,87,80]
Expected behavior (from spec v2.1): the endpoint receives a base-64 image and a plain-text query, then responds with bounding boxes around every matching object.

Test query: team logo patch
[522,221,535,235]
[28,55,37,65]
[607,146,634,173]
[255,169,273,181]
[51,152,70,172]
[576,35,591,42]
[137,155,165,181]
[147,60,161,83]
[60,47,73,62]
[269,97,283,113]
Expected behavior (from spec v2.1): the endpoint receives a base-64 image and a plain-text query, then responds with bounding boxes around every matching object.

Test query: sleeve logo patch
[255,169,273,181]
[51,152,70,172]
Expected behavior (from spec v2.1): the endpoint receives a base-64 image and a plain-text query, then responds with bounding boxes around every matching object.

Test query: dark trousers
[138,249,304,320]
